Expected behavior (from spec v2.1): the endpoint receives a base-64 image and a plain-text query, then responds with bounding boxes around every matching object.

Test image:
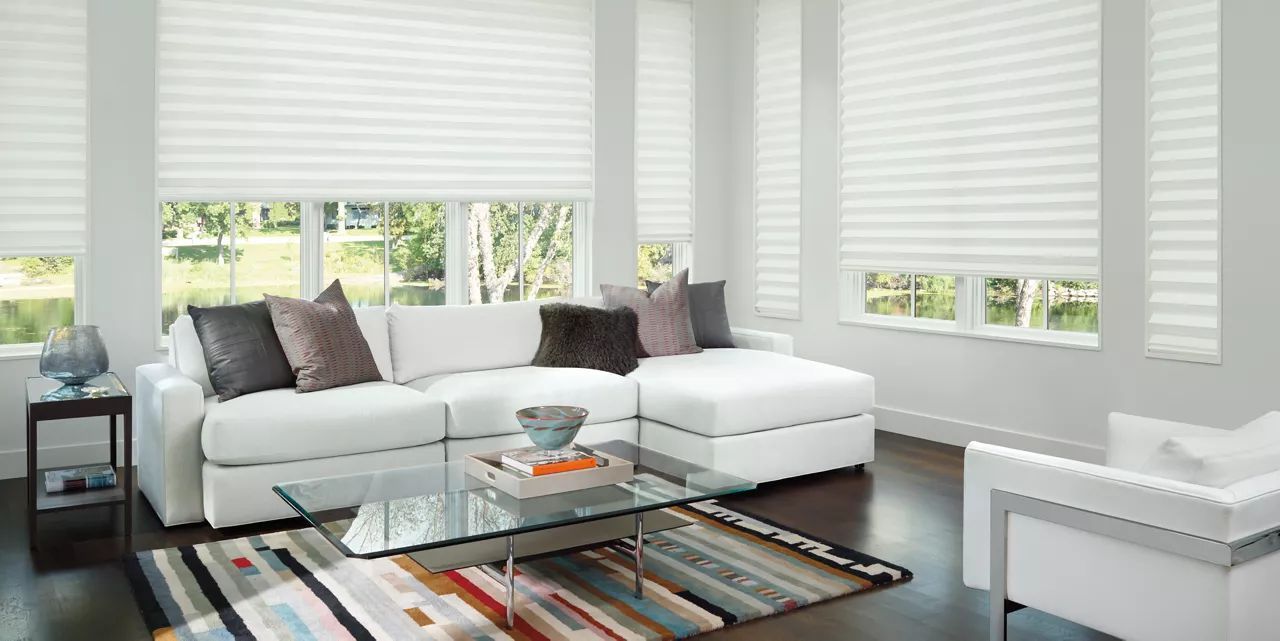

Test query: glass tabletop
[273,440,756,558]
[27,372,129,404]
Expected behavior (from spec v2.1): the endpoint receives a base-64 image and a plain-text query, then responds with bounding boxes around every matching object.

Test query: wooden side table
[26,372,133,548]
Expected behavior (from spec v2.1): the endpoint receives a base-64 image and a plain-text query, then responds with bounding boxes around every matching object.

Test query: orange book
[501,448,599,476]
[526,457,597,476]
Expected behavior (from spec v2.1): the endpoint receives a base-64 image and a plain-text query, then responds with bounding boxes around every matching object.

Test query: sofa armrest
[730,327,794,356]
[962,441,1268,590]
[1106,412,1227,472]
[135,362,207,526]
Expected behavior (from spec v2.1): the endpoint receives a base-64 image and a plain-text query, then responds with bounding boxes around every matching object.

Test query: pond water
[0,297,75,345]
[158,282,446,331]
[867,293,1098,333]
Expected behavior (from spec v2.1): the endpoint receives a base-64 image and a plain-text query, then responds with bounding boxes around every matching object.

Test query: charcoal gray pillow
[264,280,382,393]
[188,300,295,402]
[645,279,734,348]
[532,303,639,376]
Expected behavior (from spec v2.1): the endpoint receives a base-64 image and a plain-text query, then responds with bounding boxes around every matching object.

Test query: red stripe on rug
[444,568,551,641]
[548,593,628,641]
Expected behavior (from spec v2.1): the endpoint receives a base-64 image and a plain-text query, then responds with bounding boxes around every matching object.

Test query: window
[466,202,576,304]
[1146,0,1221,363]
[0,257,77,346]
[160,201,585,337]
[388,203,446,307]
[865,274,956,322]
[636,242,691,288]
[985,279,1099,334]
[753,0,802,319]
[837,0,1101,348]
[636,0,696,279]
[0,1,87,350]
[848,273,1098,347]
[323,202,385,308]
[638,244,674,288]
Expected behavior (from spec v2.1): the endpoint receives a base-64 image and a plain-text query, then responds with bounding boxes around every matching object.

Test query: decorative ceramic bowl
[516,406,589,451]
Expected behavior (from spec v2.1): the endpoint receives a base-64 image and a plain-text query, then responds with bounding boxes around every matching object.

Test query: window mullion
[228,202,237,303]
[443,202,468,305]
[378,203,389,305]
[909,274,917,318]
[517,201,525,301]
[1043,280,1050,330]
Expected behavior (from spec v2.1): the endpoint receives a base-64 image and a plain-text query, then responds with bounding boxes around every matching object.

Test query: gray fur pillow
[532,303,639,376]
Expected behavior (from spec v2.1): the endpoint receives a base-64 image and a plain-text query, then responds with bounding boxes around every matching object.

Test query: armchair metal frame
[988,489,1280,640]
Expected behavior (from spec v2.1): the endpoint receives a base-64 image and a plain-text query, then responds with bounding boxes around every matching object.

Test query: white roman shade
[0,0,87,256]
[157,0,594,202]
[754,0,802,318]
[838,0,1101,279]
[635,0,694,244]
[1146,0,1221,363]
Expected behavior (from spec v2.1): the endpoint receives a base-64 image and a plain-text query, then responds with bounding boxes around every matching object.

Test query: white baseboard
[875,405,1105,463]
[0,439,135,480]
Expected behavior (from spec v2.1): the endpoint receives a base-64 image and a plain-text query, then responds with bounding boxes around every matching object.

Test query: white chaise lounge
[137,297,876,528]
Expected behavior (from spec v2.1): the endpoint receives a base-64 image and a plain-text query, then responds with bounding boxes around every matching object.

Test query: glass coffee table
[273,440,755,628]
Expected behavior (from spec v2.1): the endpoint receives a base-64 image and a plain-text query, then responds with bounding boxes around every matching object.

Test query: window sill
[838,315,1100,351]
[0,343,43,361]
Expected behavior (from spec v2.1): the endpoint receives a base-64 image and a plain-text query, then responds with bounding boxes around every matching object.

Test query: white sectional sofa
[137,297,876,528]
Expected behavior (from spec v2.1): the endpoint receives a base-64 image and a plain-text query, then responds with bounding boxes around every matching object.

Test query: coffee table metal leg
[505,535,515,629]
[634,512,644,599]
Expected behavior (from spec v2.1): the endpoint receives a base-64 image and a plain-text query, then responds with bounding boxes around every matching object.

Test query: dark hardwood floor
[0,432,1113,640]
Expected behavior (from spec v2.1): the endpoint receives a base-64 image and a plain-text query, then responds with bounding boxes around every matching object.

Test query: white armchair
[964,413,1280,641]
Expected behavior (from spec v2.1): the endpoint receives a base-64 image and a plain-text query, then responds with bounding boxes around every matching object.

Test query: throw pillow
[600,269,702,357]
[1141,411,1280,488]
[188,300,295,402]
[264,280,383,393]
[531,303,639,376]
[646,279,734,348]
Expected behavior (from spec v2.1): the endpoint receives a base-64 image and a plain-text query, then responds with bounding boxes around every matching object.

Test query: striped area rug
[126,501,911,640]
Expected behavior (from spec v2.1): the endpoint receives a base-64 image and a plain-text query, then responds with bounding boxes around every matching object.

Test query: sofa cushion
[352,305,392,381]
[265,280,383,392]
[627,349,874,437]
[201,381,445,465]
[406,366,638,439]
[387,299,548,383]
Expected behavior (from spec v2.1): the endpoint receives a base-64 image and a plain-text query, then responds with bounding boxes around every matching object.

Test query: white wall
[722,0,1280,459]
[0,0,655,479]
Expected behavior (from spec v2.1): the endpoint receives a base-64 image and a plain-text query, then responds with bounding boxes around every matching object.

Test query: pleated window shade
[0,0,87,256]
[635,0,694,244]
[754,0,802,318]
[838,0,1101,279]
[157,0,594,202]
[1146,0,1221,363]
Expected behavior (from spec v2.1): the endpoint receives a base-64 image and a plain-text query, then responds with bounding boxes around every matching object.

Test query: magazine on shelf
[44,464,116,493]
[500,447,599,476]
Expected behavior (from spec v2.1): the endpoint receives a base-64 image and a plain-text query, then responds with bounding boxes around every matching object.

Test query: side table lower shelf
[34,464,127,513]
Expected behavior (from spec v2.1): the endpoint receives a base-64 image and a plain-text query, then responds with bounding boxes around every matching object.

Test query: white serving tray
[464,446,635,499]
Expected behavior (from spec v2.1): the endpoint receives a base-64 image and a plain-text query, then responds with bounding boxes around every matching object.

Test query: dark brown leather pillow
[188,300,295,402]
[264,280,382,392]
[532,303,639,376]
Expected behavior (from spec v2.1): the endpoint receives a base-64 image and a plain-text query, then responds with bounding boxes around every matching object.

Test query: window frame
[157,201,591,348]
[839,272,1101,350]
[0,256,86,359]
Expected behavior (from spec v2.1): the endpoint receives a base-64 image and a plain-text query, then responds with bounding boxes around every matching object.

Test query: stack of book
[44,464,116,493]
[500,447,602,477]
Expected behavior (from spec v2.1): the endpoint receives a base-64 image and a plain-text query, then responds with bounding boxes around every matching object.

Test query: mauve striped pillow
[600,269,702,357]
[264,280,382,392]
